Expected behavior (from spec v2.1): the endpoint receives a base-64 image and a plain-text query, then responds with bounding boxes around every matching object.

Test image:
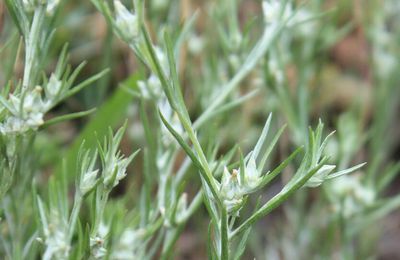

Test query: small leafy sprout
[240,155,261,192]
[98,123,140,189]
[77,145,99,197]
[45,74,62,98]
[297,121,366,188]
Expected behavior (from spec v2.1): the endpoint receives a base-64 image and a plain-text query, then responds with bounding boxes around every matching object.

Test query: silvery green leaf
[305,164,336,187]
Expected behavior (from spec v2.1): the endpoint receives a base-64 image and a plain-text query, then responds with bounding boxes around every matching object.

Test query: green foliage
[0,0,399,259]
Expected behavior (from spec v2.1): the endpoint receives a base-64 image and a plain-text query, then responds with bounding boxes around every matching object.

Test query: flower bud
[103,157,131,189]
[90,223,109,258]
[114,0,140,43]
[80,169,99,196]
[306,164,336,187]
[242,155,262,191]
[220,167,244,213]
[90,236,107,259]
[46,74,62,98]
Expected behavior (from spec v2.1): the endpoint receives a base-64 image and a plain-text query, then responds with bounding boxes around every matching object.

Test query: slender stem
[91,189,110,237]
[220,208,229,260]
[141,25,222,207]
[23,5,45,90]
[68,194,83,242]
[181,116,222,207]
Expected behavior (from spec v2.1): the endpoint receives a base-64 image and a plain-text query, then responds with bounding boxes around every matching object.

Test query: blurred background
[1,0,400,259]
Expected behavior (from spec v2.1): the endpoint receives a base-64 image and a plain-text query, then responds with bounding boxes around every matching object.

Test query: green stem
[91,189,110,237]
[220,208,229,260]
[181,115,223,207]
[68,194,83,242]
[23,5,45,89]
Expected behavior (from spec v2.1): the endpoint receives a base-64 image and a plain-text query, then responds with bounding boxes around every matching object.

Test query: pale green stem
[220,208,229,260]
[23,5,45,90]
[67,194,83,242]
[178,113,223,207]
[91,190,110,237]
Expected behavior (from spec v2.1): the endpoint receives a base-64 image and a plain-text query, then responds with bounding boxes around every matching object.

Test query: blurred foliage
[0,0,400,259]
